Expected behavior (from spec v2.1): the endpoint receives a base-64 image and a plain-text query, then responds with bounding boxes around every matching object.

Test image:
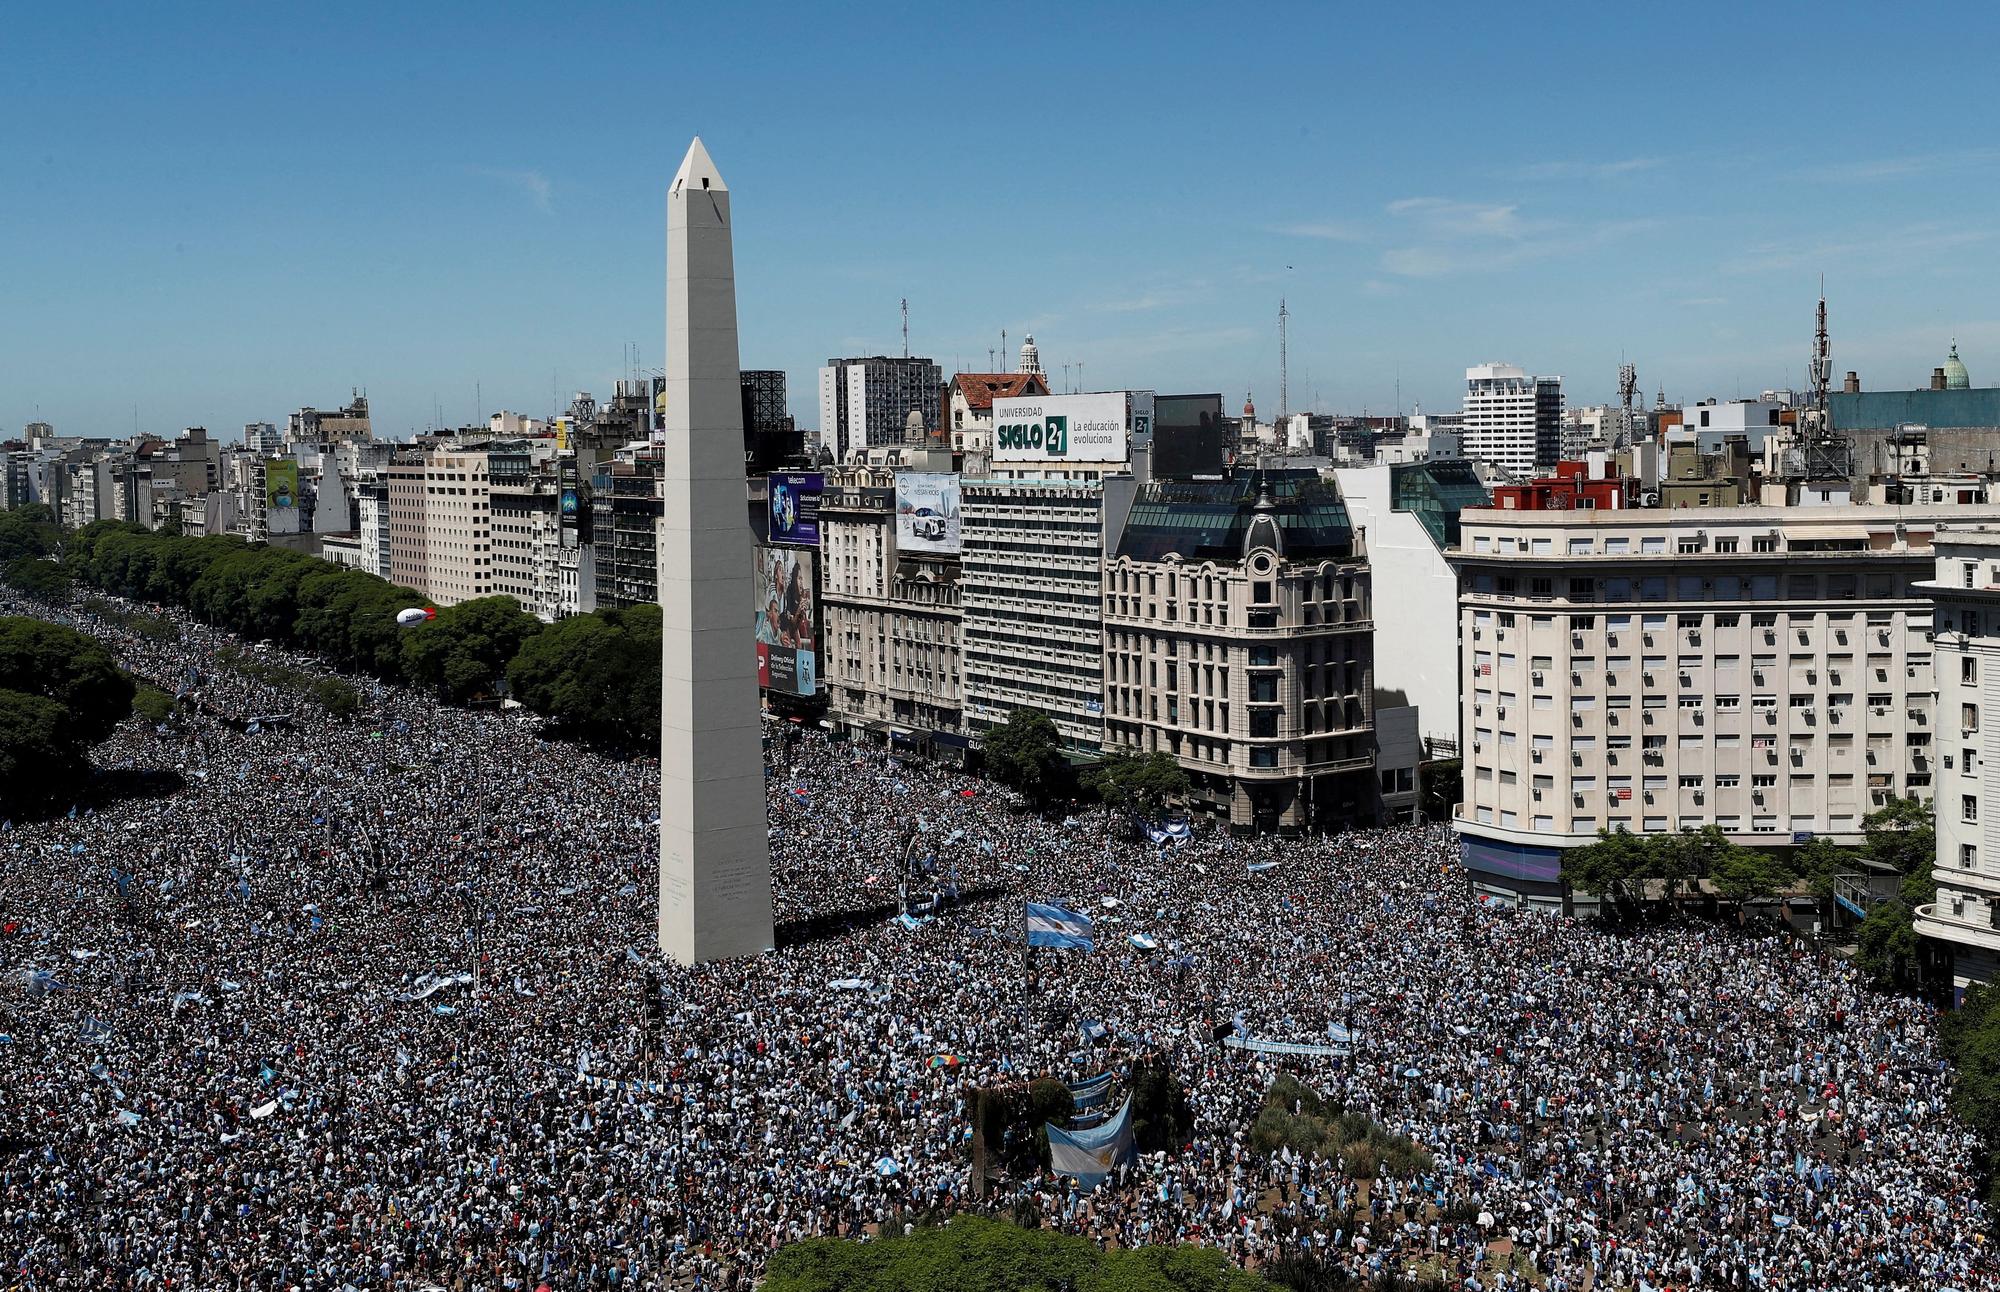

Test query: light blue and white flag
[1025,902,1095,951]
[1047,1095,1136,1188]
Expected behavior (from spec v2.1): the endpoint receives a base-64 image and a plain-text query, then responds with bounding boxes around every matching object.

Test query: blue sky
[4,1,1997,439]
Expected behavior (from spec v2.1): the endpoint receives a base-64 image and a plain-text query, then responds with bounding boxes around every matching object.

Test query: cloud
[1272,219,1368,242]
[1720,222,1996,276]
[1521,157,1663,180]
[1791,149,2000,183]
[466,165,553,212]
[1377,196,1658,277]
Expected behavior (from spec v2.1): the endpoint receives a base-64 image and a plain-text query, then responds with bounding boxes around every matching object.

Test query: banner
[1223,1034,1352,1058]
[1067,1071,1114,1111]
[264,459,300,535]
[1025,902,1095,950]
[1046,1095,1136,1187]
[1146,820,1192,846]
[754,546,819,696]
[767,472,824,546]
[895,472,961,554]
[993,392,1130,464]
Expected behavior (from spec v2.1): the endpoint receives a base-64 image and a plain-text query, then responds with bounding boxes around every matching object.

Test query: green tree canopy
[981,708,1067,806]
[762,1216,1270,1292]
[506,604,661,748]
[401,595,543,703]
[0,617,136,812]
[1083,751,1190,820]
[1560,827,1652,902]
[1941,984,2000,1208]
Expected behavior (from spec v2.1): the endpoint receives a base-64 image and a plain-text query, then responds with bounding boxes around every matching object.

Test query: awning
[931,731,972,749]
[1781,525,1870,544]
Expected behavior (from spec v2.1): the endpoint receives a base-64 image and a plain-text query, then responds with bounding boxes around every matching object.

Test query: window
[1714,537,1738,554]
[1964,844,1979,870]
[1751,535,1779,554]
[1965,703,1981,733]
[1965,795,1979,824]
[1966,657,1979,684]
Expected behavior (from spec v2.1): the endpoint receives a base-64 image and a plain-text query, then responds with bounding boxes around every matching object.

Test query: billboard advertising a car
[895,472,961,555]
[991,392,1130,464]
[767,471,823,546]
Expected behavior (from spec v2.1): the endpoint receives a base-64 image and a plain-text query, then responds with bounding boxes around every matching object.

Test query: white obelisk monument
[658,136,774,964]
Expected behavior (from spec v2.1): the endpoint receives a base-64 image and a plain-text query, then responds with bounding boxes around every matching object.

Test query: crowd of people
[0,590,1993,1292]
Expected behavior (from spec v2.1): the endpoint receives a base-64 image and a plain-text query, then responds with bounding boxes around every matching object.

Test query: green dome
[1944,339,1970,390]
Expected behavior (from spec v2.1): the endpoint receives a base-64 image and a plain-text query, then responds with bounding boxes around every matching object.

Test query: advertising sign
[754,546,819,696]
[264,459,300,535]
[767,472,824,547]
[992,392,1130,464]
[894,472,961,555]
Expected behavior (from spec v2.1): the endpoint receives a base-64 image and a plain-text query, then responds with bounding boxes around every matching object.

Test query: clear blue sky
[5,1,1996,439]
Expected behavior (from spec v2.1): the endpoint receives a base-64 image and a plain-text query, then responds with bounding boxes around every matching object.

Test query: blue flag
[1025,902,1095,951]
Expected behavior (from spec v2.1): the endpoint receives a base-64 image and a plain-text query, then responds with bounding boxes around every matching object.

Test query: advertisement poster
[754,546,819,696]
[991,392,1130,464]
[894,472,962,555]
[767,472,824,547]
[264,459,298,512]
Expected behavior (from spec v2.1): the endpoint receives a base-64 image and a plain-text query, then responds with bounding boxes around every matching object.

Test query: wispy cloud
[1272,219,1368,242]
[1792,149,2000,183]
[466,165,553,212]
[1378,196,1658,277]
[1721,222,1996,275]
[1521,157,1663,180]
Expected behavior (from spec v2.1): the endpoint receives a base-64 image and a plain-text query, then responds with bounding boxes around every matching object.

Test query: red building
[1488,459,1636,511]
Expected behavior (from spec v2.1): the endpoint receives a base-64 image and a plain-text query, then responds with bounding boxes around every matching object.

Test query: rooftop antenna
[1809,276,1831,409]
[1077,360,1085,392]
[987,347,996,370]
[1278,298,1289,421]
[1618,361,1638,447]
[1001,329,1008,373]
[901,298,909,359]
[1062,362,1071,395]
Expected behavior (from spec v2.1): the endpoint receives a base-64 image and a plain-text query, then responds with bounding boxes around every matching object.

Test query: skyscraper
[817,356,942,462]
[1461,364,1563,478]
[657,137,774,965]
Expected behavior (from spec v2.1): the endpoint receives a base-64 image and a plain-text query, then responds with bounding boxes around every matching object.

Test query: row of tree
[3,514,662,750]
[981,708,1193,818]
[0,615,135,813]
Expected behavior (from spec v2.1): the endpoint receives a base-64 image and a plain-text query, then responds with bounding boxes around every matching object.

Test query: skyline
[5,2,1999,438]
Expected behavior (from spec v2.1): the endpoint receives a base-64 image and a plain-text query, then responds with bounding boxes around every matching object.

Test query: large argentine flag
[1025,902,1095,951]
[1047,1095,1136,1187]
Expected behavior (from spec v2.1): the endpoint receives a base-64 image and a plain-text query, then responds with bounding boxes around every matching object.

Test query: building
[1333,459,1490,751]
[489,440,564,620]
[244,422,281,457]
[944,371,1050,456]
[1916,530,2000,998]
[960,393,1145,750]
[818,356,943,463]
[287,393,372,445]
[1462,364,1562,479]
[819,466,966,752]
[741,369,802,473]
[1449,505,1998,908]
[356,478,390,578]
[1102,470,1377,832]
[385,456,430,595]
[592,447,665,610]
[421,447,492,605]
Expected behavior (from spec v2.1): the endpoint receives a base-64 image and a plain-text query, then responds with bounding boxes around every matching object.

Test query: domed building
[1944,339,1971,390]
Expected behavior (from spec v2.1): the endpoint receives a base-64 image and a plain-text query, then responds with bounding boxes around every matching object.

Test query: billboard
[895,472,961,555]
[767,471,823,546]
[992,392,1130,464]
[264,459,300,535]
[754,546,819,697]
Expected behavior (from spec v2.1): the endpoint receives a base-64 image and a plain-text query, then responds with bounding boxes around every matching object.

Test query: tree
[981,708,1067,806]
[3,555,73,601]
[762,1216,1269,1292]
[400,596,542,703]
[1709,838,1795,913]
[0,617,136,813]
[1561,827,1652,905]
[1083,751,1190,820]
[506,604,661,748]
[1863,794,1935,876]
[1941,985,2000,1208]
[1854,901,1923,990]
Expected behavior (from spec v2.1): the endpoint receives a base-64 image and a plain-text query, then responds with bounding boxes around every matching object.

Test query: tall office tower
[1462,364,1563,478]
[817,355,943,462]
[657,137,774,965]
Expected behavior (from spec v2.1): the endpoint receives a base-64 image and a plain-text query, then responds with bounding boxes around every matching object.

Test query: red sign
[1615,788,1633,800]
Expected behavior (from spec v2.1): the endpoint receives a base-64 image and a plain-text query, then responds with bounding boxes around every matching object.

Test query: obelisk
[658,136,774,963]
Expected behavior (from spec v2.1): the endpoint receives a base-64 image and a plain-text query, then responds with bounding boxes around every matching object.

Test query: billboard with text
[754,545,819,696]
[767,471,823,546]
[992,392,1130,464]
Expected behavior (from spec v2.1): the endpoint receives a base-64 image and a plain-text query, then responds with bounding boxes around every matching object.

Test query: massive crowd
[0,592,1993,1291]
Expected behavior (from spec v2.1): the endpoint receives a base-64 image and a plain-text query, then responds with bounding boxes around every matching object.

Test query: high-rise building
[591,447,664,610]
[489,440,563,620]
[1449,505,1999,909]
[421,448,492,606]
[385,456,430,595]
[817,356,942,463]
[1917,530,2000,999]
[287,393,372,445]
[1462,364,1562,478]
[1102,469,1378,831]
[740,369,801,473]
[244,422,281,457]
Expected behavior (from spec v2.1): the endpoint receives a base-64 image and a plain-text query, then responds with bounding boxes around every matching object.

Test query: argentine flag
[1025,902,1095,951]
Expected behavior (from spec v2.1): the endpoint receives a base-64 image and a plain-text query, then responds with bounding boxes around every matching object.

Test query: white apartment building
[1452,505,2000,907]
[356,482,389,579]
[817,356,942,464]
[386,458,429,595]
[423,449,493,606]
[1462,364,1562,480]
[1916,530,2000,999]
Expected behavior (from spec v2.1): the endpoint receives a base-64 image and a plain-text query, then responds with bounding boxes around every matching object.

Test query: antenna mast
[901,298,909,359]
[1278,298,1289,421]
[1001,329,1008,373]
[1617,362,1638,447]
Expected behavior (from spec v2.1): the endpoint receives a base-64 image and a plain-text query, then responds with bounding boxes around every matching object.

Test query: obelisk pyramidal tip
[658,136,775,965]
